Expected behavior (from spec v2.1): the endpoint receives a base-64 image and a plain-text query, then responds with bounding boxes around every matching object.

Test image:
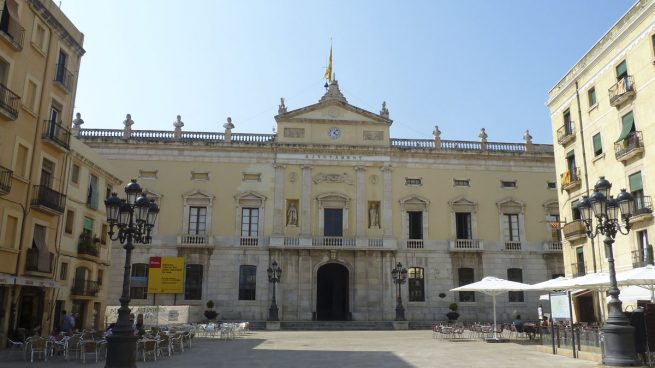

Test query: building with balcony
[546,0,655,322]
[0,0,84,346]
[79,80,562,324]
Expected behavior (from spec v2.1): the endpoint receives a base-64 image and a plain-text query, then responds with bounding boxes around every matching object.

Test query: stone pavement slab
[0,330,602,367]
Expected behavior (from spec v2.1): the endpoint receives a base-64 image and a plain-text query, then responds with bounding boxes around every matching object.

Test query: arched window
[408,267,425,302]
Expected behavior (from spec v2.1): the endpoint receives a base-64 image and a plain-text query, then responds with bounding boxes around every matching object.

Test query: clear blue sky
[61,0,633,144]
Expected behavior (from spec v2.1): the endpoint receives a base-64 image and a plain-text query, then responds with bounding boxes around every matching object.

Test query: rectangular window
[238,265,256,300]
[458,268,475,302]
[130,263,148,299]
[504,214,520,241]
[55,50,68,83]
[592,133,603,156]
[323,208,343,237]
[32,22,48,51]
[588,87,597,107]
[14,144,29,178]
[100,224,108,244]
[83,217,93,235]
[184,264,203,300]
[566,151,576,178]
[547,181,557,189]
[453,179,470,187]
[501,180,517,188]
[563,109,572,134]
[408,267,425,302]
[455,212,472,239]
[405,178,422,186]
[241,208,259,237]
[71,164,80,184]
[547,214,561,241]
[576,246,585,276]
[40,158,54,188]
[97,269,103,286]
[188,207,207,235]
[629,171,646,213]
[3,215,18,249]
[507,268,524,302]
[408,211,423,239]
[24,79,38,112]
[64,210,74,234]
[87,174,99,209]
[59,262,68,280]
[616,60,628,79]
[637,230,651,265]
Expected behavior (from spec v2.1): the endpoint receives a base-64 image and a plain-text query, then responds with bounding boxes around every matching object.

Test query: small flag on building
[324,46,332,82]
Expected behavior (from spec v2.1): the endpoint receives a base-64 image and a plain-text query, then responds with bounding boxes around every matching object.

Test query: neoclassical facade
[80,81,562,323]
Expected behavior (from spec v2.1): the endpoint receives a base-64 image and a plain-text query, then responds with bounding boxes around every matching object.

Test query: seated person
[512,315,524,332]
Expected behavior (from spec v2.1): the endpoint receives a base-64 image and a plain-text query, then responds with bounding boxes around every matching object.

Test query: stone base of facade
[392,321,409,330]
[266,321,281,330]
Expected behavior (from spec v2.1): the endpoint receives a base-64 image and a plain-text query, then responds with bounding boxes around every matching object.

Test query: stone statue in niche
[287,202,298,226]
[369,202,380,228]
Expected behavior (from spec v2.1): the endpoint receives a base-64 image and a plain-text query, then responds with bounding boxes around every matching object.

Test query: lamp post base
[601,321,639,366]
[395,306,405,321]
[105,334,138,368]
[268,305,279,321]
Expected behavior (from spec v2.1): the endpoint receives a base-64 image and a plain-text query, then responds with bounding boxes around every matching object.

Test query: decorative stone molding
[313,172,353,185]
[319,80,348,103]
[138,169,157,180]
[242,173,261,182]
[363,130,384,141]
[448,197,478,213]
[284,128,305,138]
[182,189,215,235]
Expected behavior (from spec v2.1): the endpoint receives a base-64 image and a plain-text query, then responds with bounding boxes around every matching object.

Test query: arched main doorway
[316,263,349,321]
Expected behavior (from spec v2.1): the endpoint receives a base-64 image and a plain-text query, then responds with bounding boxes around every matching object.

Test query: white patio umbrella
[606,285,652,304]
[616,265,655,302]
[563,272,611,289]
[450,276,532,340]
[528,276,571,291]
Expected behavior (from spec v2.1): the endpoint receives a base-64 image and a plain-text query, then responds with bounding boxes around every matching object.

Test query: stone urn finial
[380,101,389,119]
[278,97,287,115]
[123,113,134,139]
[72,112,84,137]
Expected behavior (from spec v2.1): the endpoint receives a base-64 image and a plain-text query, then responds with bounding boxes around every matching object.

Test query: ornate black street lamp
[267,260,282,321]
[578,176,638,366]
[391,262,408,321]
[103,179,159,368]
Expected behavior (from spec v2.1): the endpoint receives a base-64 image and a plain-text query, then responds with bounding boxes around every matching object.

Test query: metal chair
[29,336,48,363]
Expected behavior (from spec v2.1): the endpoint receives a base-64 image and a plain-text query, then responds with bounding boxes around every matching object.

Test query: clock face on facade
[328,127,341,139]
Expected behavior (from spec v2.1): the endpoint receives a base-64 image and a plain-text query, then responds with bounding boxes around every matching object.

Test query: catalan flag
[324,46,332,81]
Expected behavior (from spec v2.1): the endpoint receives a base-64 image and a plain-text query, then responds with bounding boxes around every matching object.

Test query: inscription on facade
[313,173,354,185]
[304,154,363,161]
[284,128,305,138]
[363,130,384,141]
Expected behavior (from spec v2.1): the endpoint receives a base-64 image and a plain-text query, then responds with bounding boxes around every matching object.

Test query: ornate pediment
[496,198,524,213]
[448,197,477,213]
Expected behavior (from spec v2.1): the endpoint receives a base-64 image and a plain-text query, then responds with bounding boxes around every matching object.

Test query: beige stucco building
[0,0,88,344]
[547,0,655,322]
[80,80,562,324]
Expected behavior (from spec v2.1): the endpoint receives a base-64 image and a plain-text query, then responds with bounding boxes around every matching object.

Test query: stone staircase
[408,321,437,330]
[280,321,395,330]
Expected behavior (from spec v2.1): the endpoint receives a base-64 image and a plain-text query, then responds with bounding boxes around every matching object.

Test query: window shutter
[566,150,575,158]
[616,61,627,78]
[629,172,643,192]
[593,134,602,153]
[616,112,635,142]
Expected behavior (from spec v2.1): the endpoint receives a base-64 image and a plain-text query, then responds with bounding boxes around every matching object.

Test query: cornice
[29,0,85,56]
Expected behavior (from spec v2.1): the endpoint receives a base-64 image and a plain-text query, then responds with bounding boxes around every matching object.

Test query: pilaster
[381,165,393,237]
[301,165,312,236]
[273,164,285,235]
[355,166,366,236]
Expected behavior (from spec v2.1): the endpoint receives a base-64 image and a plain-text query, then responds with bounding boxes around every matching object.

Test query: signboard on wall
[550,291,572,321]
[147,256,184,294]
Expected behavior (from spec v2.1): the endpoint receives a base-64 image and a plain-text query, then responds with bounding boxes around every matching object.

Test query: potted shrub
[204,299,218,320]
[446,302,460,322]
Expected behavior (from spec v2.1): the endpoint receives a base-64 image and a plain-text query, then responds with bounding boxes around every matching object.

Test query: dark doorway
[576,294,596,323]
[324,209,343,237]
[316,263,349,320]
[17,287,44,335]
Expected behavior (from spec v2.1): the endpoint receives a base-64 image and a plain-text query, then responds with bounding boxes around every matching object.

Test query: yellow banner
[147,256,184,294]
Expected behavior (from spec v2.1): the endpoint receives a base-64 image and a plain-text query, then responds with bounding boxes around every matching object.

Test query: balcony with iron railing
[560,167,581,192]
[504,241,522,251]
[31,185,66,214]
[449,239,483,252]
[0,11,25,50]
[25,248,53,273]
[562,220,587,241]
[77,233,100,258]
[312,237,356,247]
[0,83,20,121]
[71,279,99,297]
[557,122,575,146]
[630,195,653,225]
[177,234,211,247]
[42,120,71,150]
[609,76,636,107]
[0,165,11,195]
[614,131,644,162]
[632,249,653,269]
[543,241,563,252]
[240,236,259,247]
[54,63,75,92]
[571,262,586,277]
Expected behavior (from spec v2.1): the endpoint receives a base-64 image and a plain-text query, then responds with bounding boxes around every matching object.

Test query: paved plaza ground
[0,330,603,368]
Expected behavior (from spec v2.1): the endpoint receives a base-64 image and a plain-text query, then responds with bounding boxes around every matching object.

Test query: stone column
[355,166,366,236]
[381,165,392,237]
[301,165,312,236]
[272,164,285,235]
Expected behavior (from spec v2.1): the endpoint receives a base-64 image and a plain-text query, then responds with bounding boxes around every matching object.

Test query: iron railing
[505,241,522,251]
[543,241,563,252]
[54,63,75,92]
[0,10,25,49]
[560,167,581,189]
[562,220,586,240]
[77,242,99,257]
[31,185,66,213]
[71,279,99,297]
[0,165,11,194]
[556,122,575,144]
[634,195,653,216]
[614,131,643,161]
[609,76,635,106]
[25,248,53,273]
[0,83,19,120]
[450,239,483,251]
[42,120,71,150]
